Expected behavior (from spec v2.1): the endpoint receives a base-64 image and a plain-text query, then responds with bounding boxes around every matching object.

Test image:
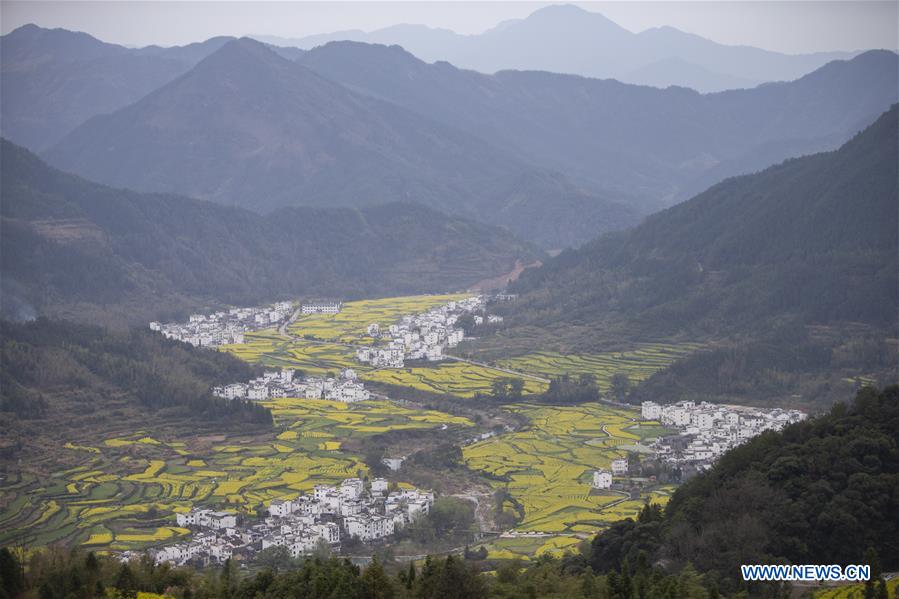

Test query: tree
[490,378,525,401]
[0,548,24,599]
[361,557,395,599]
[256,546,294,574]
[609,373,631,402]
[114,563,137,599]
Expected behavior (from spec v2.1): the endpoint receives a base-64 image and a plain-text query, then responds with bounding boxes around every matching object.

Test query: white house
[641,401,662,420]
[269,499,293,517]
[371,478,389,495]
[592,470,612,489]
[611,458,628,476]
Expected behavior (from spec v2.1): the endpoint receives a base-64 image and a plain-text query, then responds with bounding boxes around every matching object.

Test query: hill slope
[0,138,540,326]
[298,42,898,208]
[0,25,237,151]
[42,37,637,248]
[509,104,898,336]
[496,106,898,406]
[0,318,271,465]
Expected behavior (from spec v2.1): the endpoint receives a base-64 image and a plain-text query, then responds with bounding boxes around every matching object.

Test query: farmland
[0,399,472,551]
[464,403,674,536]
[288,294,470,343]
[495,343,704,392]
[220,332,357,376]
[361,361,546,398]
[2,294,688,558]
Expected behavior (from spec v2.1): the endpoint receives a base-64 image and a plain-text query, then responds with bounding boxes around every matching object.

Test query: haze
[1,0,896,54]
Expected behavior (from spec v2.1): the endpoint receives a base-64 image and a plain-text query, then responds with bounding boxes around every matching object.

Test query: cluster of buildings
[149,302,294,347]
[591,458,628,489]
[641,400,806,467]
[355,296,496,368]
[213,368,370,403]
[149,479,434,566]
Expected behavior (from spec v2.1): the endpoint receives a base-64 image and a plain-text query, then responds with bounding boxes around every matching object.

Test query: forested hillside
[498,105,898,406]
[0,318,270,460]
[510,105,897,335]
[0,139,540,326]
[588,385,899,593]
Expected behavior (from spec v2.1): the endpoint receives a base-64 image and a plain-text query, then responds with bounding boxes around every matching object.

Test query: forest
[0,318,272,428]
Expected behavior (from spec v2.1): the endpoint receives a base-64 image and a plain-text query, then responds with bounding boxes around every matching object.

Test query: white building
[302,301,342,315]
[641,401,662,420]
[371,478,389,495]
[611,458,628,476]
[592,470,612,489]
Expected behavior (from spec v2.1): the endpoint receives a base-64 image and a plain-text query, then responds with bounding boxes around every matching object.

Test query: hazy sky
[1,1,896,54]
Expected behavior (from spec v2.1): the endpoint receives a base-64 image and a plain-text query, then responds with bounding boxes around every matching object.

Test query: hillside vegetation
[500,105,898,405]
[588,385,899,593]
[1,318,270,459]
[0,139,539,326]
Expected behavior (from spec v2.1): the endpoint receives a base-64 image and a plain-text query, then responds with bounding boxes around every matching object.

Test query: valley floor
[0,294,693,561]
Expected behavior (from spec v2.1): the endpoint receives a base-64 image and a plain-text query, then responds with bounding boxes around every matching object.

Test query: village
[147,478,434,567]
[590,401,806,489]
[149,301,295,347]
[355,296,501,368]
[213,368,370,403]
[643,400,806,467]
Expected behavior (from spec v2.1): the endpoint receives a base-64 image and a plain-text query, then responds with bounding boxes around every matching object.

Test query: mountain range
[3,22,897,249]
[296,41,898,207]
[39,37,639,248]
[0,138,540,326]
[261,4,861,92]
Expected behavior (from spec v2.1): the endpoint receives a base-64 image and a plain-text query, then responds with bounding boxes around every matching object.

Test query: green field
[221,332,358,376]
[360,361,547,398]
[464,403,674,535]
[0,399,471,550]
[496,343,703,392]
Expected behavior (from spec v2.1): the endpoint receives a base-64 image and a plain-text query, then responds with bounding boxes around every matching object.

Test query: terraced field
[0,400,472,551]
[464,403,674,536]
[288,294,470,343]
[220,332,358,376]
[360,361,547,398]
[813,579,899,599]
[496,343,704,392]
[476,534,585,560]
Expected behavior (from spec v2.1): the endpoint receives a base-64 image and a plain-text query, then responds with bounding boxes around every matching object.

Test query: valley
[0,294,693,562]
[1,6,896,597]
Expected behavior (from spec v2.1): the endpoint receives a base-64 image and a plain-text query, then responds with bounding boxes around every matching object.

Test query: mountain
[298,41,898,208]
[42,37,639,248]
[497,106,898,405]
[0,25,232,151]
[0,138,541,326]
[510,104,898,334]
[270,4,860,92]
[0,25,305,152]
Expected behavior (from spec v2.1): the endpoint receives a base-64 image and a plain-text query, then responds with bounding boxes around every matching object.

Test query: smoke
[0,278,39,322]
